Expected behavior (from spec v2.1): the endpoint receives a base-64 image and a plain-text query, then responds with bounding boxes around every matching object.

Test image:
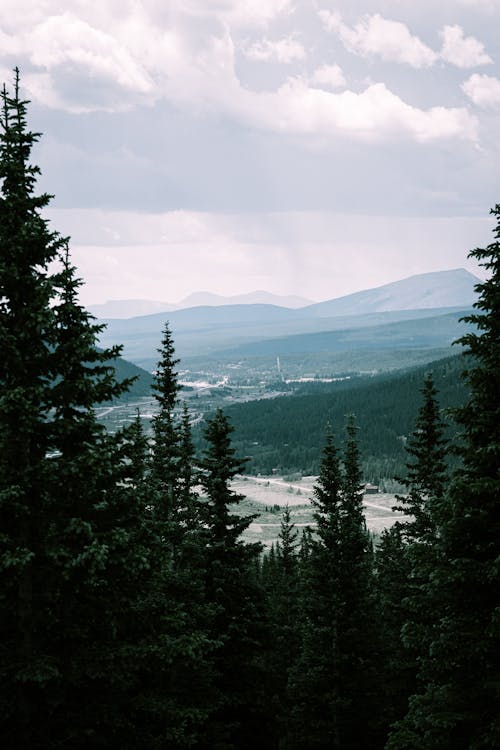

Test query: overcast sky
[1,0,499,304]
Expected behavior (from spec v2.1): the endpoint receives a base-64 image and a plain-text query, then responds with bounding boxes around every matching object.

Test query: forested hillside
[2,74,499,750]
[104,354,154,399]
[219,354,468,482]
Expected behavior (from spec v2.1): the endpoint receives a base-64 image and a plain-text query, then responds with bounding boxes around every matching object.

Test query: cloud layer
[1,0,499,305]
[0,1,491,144]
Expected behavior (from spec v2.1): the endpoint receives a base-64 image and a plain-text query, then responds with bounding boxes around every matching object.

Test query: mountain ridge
[96,268,480,364]
[88,290,313,318]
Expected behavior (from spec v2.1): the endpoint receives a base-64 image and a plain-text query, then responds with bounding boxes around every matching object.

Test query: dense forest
[216,354,469,483]
[1,73,499,749]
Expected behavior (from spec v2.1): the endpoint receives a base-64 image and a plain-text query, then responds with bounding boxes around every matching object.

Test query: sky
[1,0,500,305]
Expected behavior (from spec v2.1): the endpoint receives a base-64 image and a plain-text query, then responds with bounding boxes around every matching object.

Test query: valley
[94,269,476,548]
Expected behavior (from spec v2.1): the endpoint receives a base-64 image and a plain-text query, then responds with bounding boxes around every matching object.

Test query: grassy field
[232,475,409,548]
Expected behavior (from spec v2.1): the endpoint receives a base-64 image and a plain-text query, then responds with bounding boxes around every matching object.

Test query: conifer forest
[1,73,500,749]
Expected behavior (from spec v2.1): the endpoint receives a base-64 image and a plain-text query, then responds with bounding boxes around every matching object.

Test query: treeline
[2,73,500,749]
[218,355,469,483]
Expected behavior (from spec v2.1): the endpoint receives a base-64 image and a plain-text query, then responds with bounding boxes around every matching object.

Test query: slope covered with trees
[217,354,468,482]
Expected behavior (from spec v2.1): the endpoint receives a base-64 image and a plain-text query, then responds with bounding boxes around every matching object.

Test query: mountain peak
[306,268,480,317]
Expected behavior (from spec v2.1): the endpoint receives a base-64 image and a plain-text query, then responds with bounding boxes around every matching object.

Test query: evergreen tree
[388,209,500,749]
[288,432,343,750]
[150,322,182,527]
[375,524,415,737]
[265,506,300,749]
[129,328,216,748]
[199,409,274,750]
[0,72,149,748]
[394,374,448,542]
[289,422,381,749]
[382,376,448,748]
[338,415,381,749]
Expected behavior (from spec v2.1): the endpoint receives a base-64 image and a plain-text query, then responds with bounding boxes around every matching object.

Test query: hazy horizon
[2,1,498,304]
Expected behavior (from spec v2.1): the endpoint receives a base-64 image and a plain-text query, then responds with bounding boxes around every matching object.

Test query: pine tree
[394,374,448,542]
[338,415,381,749]
[388,208,500,749]
[199,409,274,750]
[264,506,300,748]
[288,432,343,750]
[289,422,382,749]
[150,322,182,527]
[381,376,449,749]
[375,524,415,737]
[0,72,149,747]
[128,328,217,748]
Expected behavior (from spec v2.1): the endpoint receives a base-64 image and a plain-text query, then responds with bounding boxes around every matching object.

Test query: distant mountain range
[88,291,312,318]
[96,268,481,369]
[303,268,479,317]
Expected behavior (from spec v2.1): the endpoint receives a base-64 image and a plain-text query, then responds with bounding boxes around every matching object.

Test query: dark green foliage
[289,422,381,749]
[263,507,301,747]
[388,208,500,749]
[375,524,415,735]
[199,410,274,750]
[216,354,468,481]
[394,374,448,541]
[288,432,343,749]
[135,325,217,747]
[0,72,148,748]
[377,375,448,746]
[150,322,182,526]
[103,355,154,400]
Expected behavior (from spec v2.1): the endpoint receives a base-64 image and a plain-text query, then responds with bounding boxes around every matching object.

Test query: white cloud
[29,13,154,93]
[0,3,480,144]
[319,11,438,68]
[462,73,500,107]
[309,64,346,90]
[243,36,306,63]
[244,79,477,143]
[440,25,492,68]
[319,12,493,71]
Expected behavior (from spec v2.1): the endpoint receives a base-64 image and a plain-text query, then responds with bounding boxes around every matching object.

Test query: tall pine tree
[388,208,500,749]
[199,409,273,750]
[0,71,150,748]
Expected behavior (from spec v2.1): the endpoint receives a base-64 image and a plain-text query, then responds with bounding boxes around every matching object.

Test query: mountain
[304,269,480,318]
[178,290,312,308]
[217,309,474,357]
[96,269,480,365]
[88,291,312,318]
[89,269,477,322]
[104,354,154,399]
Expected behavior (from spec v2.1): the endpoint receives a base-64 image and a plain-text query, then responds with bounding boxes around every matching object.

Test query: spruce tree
[338,415,381,749]
[388,209,500,749]
[150,322,182,527]
[375,524,415,737]
[394,374,448,542]
[265,506,300,748]
[199,409,273,750]
[290,422,381,749]
[0,72,149,748]
[382,376,449,748]
[288,432,343,750]
[131,328,216,748]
